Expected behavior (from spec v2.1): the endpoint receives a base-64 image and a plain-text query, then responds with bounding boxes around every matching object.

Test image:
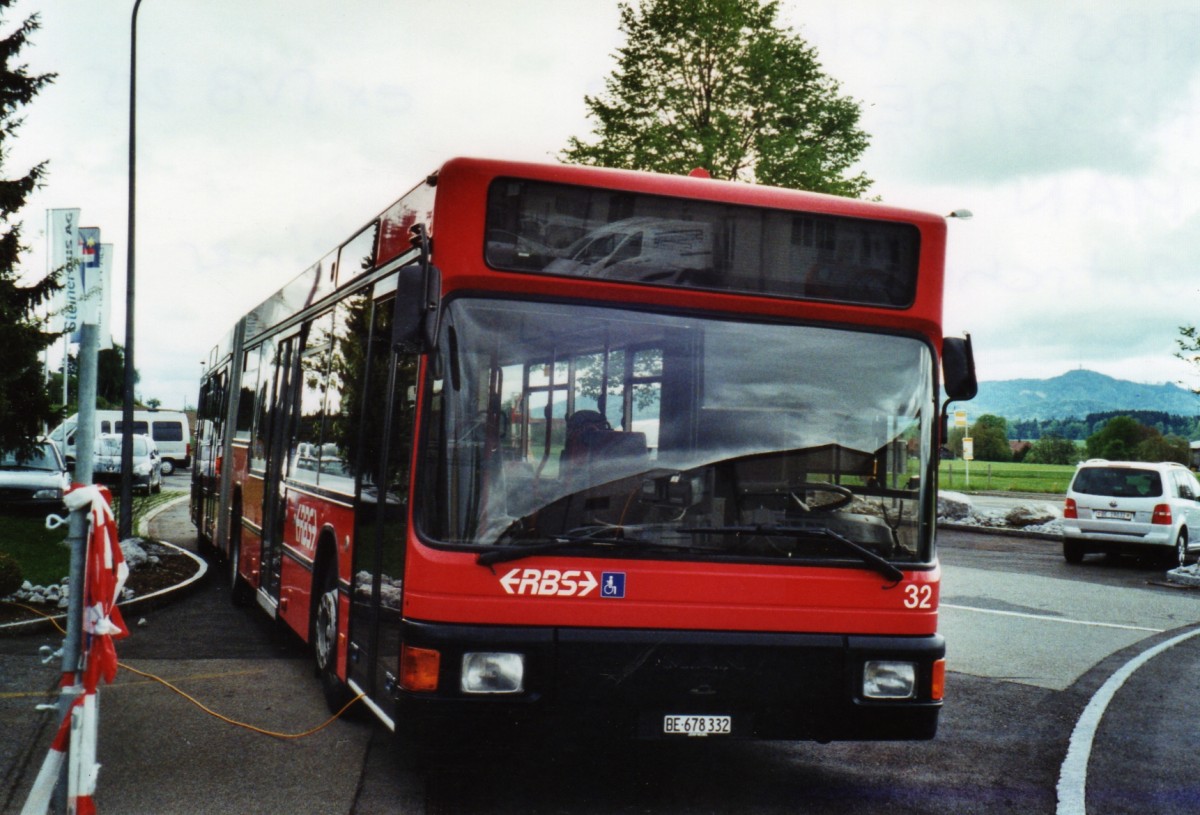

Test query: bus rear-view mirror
[942,335,977,402]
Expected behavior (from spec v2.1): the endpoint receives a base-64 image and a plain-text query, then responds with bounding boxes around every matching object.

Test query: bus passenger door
[195,368,228,545]
[348,287,417,714]
[261,334,302,602]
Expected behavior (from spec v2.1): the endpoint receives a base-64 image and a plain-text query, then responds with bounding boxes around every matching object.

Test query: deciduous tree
[970,414,1013,463]
[563,0,872,196]
[1085,415,1145,461]
[1178,324,1200,396]
[1025,434,1081,466]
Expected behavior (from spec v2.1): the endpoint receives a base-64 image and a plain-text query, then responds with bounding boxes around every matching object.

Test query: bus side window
[237,350,259,443]
[292,311,334,485]
[251,340,276,470]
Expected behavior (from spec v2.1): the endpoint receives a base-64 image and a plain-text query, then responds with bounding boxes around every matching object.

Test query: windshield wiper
[678,524,904,582]
[477,526,657,566]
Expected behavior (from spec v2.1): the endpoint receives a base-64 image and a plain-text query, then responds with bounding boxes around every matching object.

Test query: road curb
[1164,567,1200,588]
[939,521,1062,542]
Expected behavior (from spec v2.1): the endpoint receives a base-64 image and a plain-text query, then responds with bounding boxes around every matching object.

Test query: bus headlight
[461,652,524,694]
[862,660,916,699]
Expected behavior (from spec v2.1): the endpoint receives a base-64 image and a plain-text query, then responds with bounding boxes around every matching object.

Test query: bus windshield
[420,298,936,566]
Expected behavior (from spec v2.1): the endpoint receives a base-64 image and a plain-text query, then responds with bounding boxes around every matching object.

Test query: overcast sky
[11,0,1200,410]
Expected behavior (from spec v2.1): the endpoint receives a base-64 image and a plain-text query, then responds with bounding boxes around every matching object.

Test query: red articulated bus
[191,157,977,744]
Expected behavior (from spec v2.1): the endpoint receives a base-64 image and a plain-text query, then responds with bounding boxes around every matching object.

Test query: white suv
[1062,460,1200,566]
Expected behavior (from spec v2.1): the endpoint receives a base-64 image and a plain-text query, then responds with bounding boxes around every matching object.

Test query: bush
[0,551,22,597]
[1026,435,1082,465]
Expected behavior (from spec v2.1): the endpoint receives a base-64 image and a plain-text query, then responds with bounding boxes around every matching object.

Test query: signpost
[955,411,971,488]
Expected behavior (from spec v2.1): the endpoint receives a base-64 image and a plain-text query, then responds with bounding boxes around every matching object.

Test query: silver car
[1062,460,1200,566]
[0,438,71,513]
[91,433,163,495]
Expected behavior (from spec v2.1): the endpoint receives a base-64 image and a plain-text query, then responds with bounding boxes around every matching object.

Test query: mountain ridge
[956,369,1200,420]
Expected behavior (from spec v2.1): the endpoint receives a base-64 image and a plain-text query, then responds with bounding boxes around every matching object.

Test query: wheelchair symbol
[600,572,626,599]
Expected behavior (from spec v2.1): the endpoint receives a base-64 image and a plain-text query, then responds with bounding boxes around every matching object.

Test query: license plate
[663,715,731,737]
[1095,510,1133,520]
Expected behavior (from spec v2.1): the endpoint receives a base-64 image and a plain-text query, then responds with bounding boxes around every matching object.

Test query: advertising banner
[48,208,82,334]
[94,244,114,350]
[70,227,104,342]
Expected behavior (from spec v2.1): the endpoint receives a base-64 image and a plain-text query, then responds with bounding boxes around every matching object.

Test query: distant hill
[954,369,1200,421]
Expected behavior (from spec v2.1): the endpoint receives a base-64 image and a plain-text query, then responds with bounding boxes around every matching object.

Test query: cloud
[795,1,1200,183]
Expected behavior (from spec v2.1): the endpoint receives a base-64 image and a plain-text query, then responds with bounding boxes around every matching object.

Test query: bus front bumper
[392,621,944,743]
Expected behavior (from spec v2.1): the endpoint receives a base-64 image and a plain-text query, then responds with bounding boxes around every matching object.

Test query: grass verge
[0,490,187,588]
[939,459,1075,494]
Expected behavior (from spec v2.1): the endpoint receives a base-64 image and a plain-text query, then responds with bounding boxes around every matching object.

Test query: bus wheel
[313,563,354,713]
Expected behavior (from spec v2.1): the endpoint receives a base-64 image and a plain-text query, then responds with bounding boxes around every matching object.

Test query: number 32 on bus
[191,157,977,745]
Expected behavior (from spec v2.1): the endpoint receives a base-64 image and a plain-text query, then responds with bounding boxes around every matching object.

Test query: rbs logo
[498,568,601,597]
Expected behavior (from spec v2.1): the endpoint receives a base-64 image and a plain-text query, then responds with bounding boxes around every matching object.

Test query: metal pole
[120,0,144,539]
[52,324,98,811]
[62,335,68,412]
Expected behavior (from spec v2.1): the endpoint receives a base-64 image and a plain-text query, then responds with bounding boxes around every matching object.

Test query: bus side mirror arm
[392,263,441,353]
[392,224,442,353]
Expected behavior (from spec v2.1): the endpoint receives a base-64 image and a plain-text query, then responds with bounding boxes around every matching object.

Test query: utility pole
[120,0,145,538]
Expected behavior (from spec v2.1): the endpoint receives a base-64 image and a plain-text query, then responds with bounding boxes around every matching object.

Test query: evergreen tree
[0,5,59,456]
[563,0,872,196]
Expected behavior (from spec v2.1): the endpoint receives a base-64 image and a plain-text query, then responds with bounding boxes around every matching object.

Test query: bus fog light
[863,660,916,699]
[461,653,524,694]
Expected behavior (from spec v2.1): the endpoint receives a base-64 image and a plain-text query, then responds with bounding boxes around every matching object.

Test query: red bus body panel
[424,158,947,337]
[403,543,938,636]
[278,489,354,637]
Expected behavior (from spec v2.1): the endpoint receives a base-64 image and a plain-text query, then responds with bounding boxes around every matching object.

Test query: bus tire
[313,559,354,714]
[228,507,251,606]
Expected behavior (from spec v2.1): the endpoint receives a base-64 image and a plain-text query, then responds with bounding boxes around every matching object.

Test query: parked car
[91,433,162,495]
[0,438,71,513]
[1062,459,1200,566]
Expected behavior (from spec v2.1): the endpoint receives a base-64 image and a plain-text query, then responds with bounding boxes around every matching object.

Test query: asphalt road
[3,494,1200,814]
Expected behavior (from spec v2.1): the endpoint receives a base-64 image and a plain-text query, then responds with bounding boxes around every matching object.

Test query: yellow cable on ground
[3,600,364,740]
[2,601,67,634]
[117,661,365,739]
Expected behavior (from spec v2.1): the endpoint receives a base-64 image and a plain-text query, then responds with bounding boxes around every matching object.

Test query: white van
[51,409,192,475]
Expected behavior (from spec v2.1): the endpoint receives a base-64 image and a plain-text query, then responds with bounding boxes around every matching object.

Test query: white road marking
[941,603,1164,633]
[1055,625,1200,815]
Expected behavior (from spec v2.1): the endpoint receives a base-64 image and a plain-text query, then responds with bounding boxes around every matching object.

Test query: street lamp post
[120,0,145,538]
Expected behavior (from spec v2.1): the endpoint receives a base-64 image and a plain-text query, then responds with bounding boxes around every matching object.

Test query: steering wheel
[790,481,854,513]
